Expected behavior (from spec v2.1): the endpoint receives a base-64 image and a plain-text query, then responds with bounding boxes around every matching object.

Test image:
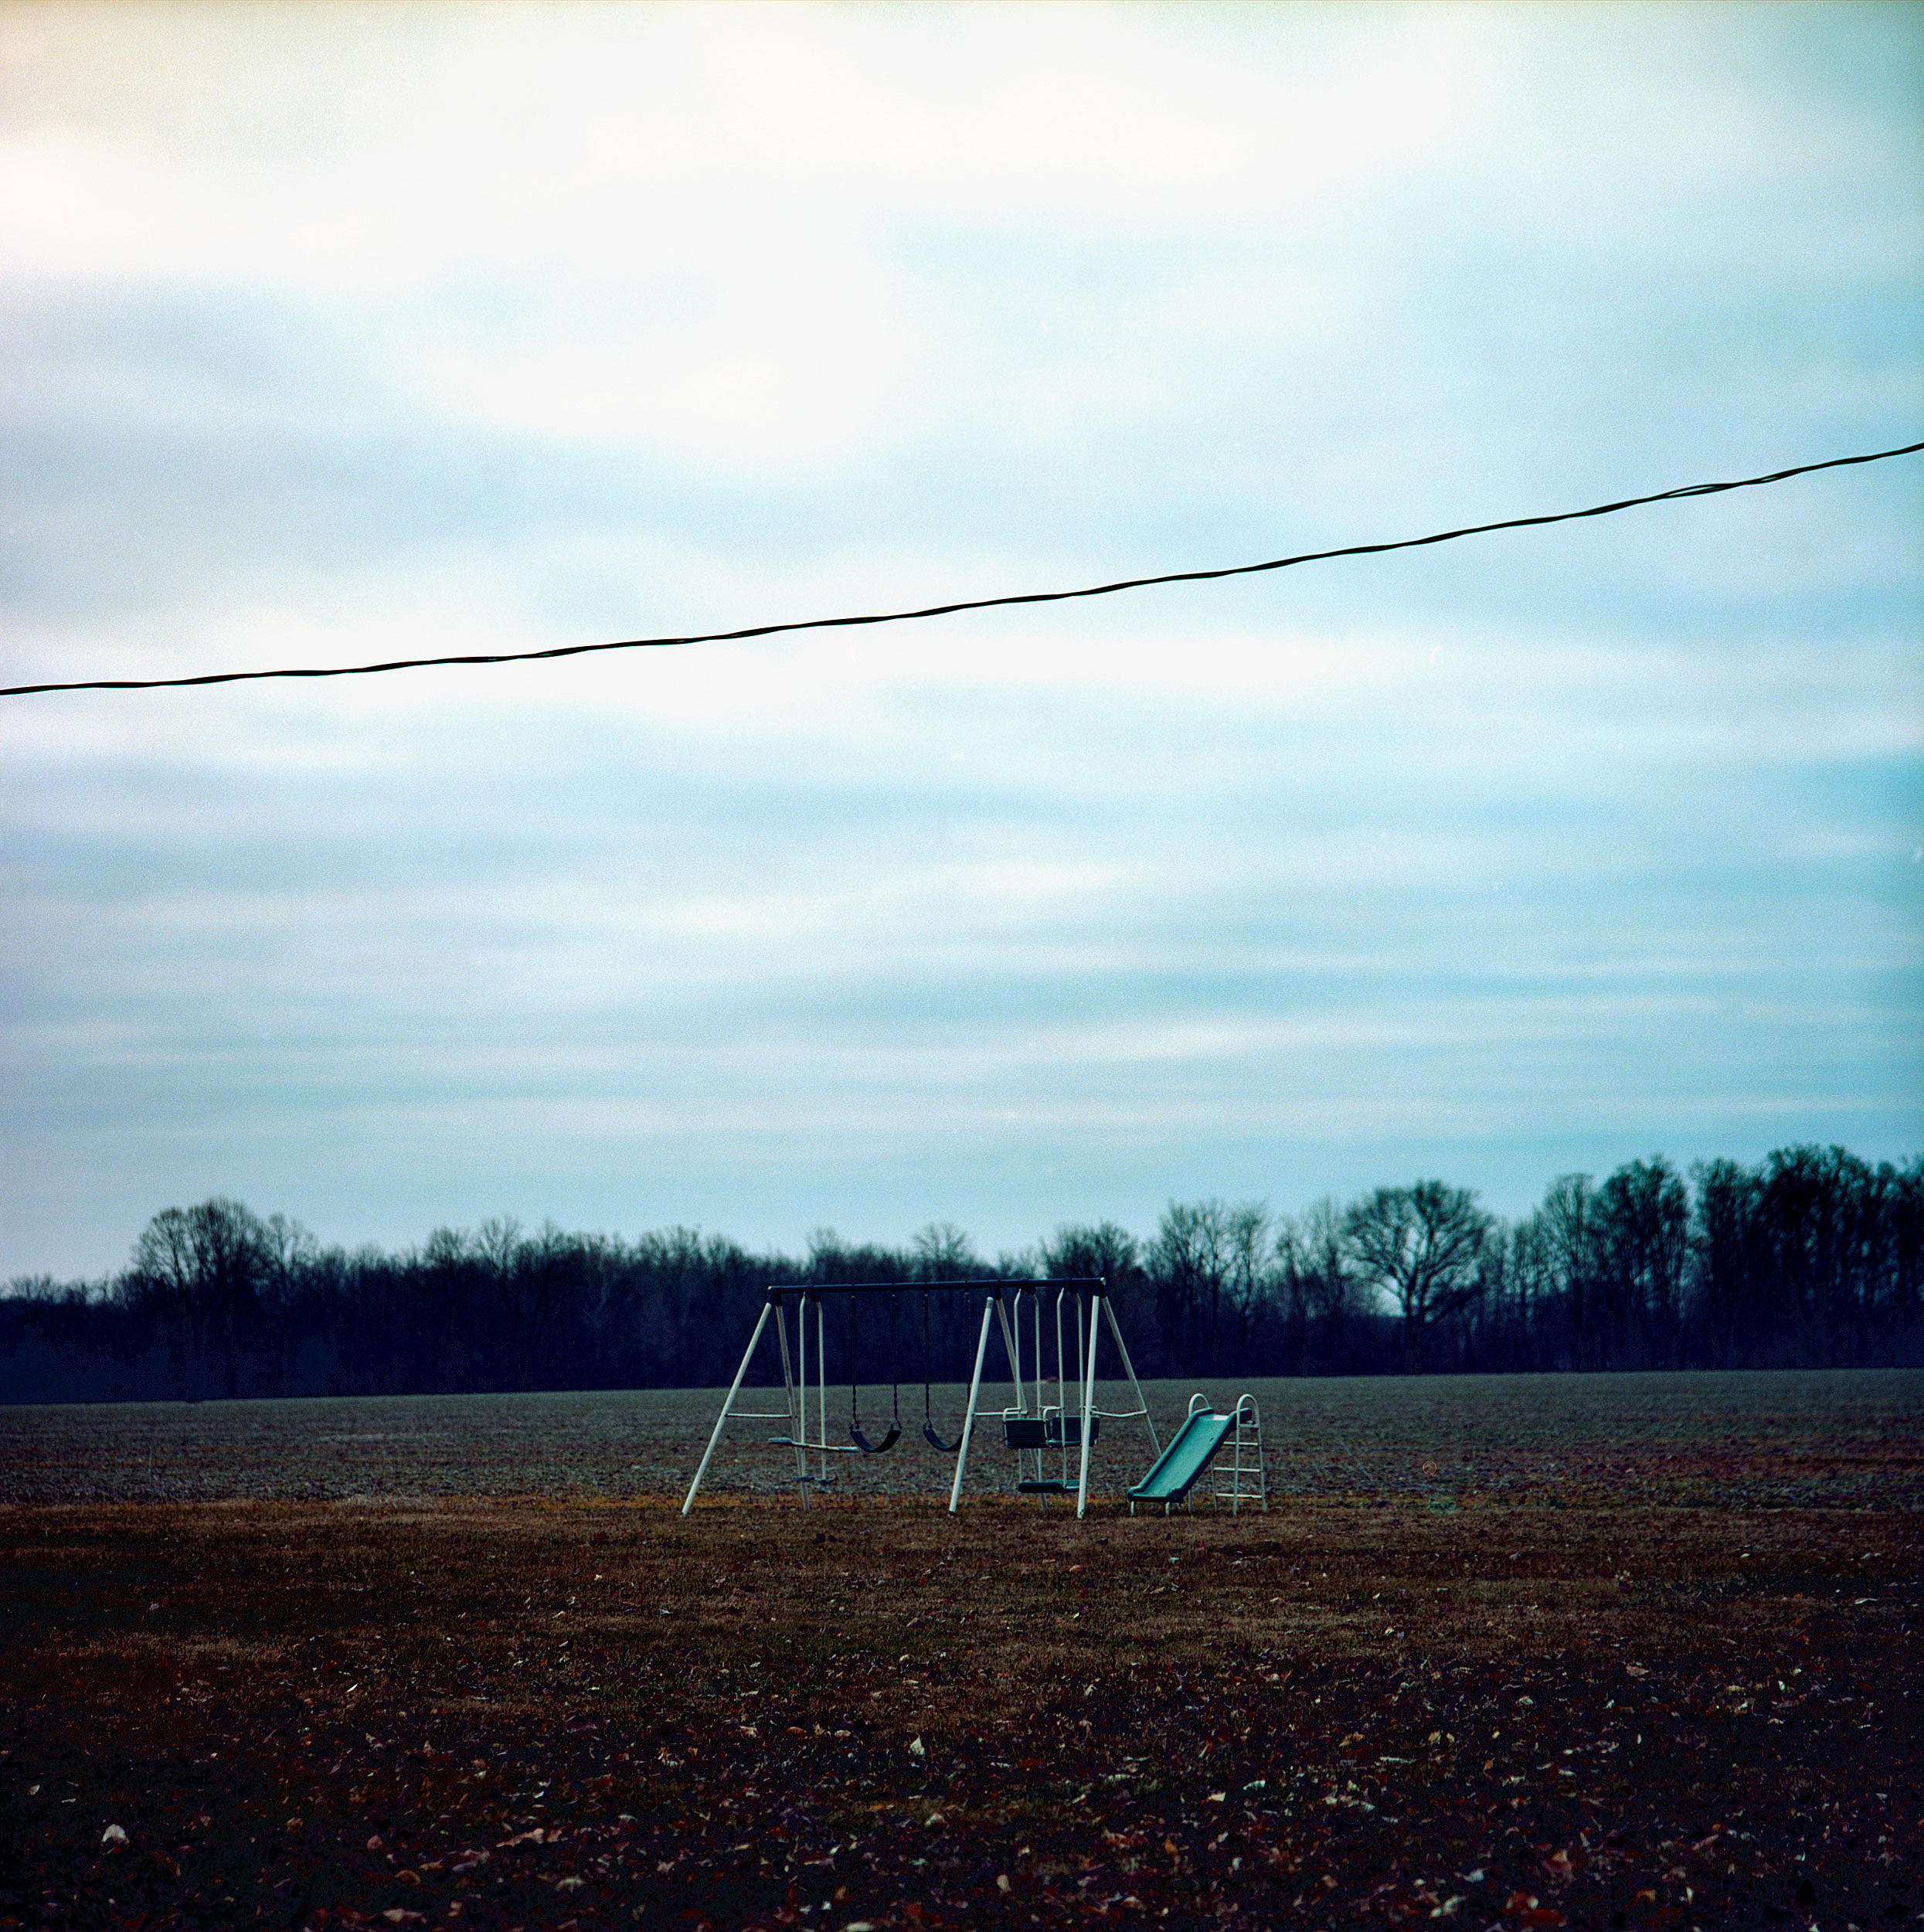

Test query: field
[1,1372,1919,1932]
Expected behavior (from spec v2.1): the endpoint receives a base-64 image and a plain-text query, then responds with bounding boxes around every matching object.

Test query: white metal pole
[1071,1292,1086,1488]
[995,1294,1023,1409]
[774,1300,805,1481]
[1102,1294,1161,1457]
[1050,1290,1062,1488]
[1055,1287,1066,1417]
[991,1293,1025,1480]
[1032,1294,1044,1483]
[821,1298,832,1481]
[1076,1292,1101,1519]
[1032,1296,1042,1414]
[682,1299,773,1515]
[1001,1291,1023,1396]
[947,1293,996,1513]
[799,1293,814,1506]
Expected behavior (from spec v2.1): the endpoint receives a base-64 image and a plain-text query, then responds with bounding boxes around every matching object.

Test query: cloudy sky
[2,3,1920,1281]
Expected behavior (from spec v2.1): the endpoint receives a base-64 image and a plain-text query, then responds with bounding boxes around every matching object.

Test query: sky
[2,2,1920,1283]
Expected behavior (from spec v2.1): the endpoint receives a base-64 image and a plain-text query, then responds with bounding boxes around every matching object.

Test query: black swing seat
[849,1423,901,1455]
[923,1424,963,1454]
[1002,1413,1100,1450]
[1016,1478,1075,1494]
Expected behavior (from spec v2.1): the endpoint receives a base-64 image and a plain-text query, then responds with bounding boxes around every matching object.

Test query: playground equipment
[846,1295,900,1455]
[1128,1392,1269,1515]
[1210,1392,1269,1513]
[1000,1283,1111,1496]
[920,1290,963,1453]
[682,1277,1160,1519]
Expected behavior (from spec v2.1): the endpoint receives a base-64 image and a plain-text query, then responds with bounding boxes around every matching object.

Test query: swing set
[681,1277,1161,1519]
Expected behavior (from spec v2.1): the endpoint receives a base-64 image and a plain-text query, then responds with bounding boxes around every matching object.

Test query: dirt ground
[0,1376,1919,1930]
[3,1372,1916,1512]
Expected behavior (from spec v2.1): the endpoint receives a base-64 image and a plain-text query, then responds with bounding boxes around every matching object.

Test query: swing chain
[848,1289,903,1455]
[923,1288,964,1454]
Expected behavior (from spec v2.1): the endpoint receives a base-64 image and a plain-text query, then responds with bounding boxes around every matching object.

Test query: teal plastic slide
[1128,1407,1236,1511]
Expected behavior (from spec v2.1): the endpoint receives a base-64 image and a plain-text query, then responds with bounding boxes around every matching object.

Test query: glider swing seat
[998,1284,1113,1495]
[682,1277,1160,1519]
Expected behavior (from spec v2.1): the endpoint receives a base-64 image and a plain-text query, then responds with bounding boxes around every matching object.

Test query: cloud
[2,3,1919,1276]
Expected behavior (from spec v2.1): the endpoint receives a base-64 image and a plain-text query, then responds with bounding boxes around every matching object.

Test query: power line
[4,437,1919,699]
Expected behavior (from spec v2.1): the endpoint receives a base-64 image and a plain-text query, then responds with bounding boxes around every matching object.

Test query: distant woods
[3,1143,1921,1403]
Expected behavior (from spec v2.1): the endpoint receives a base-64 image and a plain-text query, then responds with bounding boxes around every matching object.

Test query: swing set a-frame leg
[1102,1295,1160,1458]
[1076,1291,1100,1519]
[682,1300,773,1515]
[947,1293,996,1514]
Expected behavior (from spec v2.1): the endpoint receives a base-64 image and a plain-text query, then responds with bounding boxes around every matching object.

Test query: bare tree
[1496,1215,1558,1371]
[1344,1180,1491,1372]
[258,1212,318,1393]
[1593,1156,1690,1367]
[126,1198,268,1396]
[1537,1173,1599,1369]
[1281,1196,1362,1372]
[1151,1199,1270,1372]
[1040,1220,1140,1284]
[577,1231,628,1382]
[476,1215,568,1386]
[1038,1223,1160,1370]
[912,1223,980,1280]
[1690,1158,1759,1366]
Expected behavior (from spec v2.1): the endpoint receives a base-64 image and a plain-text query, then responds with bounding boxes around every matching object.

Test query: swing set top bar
[763,1277,1103,1298]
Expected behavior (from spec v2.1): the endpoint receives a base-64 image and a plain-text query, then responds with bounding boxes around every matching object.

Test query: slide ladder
[1210,1393,1269,1515]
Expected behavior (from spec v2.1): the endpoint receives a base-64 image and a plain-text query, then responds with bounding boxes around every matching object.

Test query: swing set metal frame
[680,1277,1160,1519]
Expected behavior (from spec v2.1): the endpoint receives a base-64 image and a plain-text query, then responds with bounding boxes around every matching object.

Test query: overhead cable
[4,437,1919,699]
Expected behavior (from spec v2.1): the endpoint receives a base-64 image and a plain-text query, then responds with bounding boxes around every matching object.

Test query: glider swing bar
[681,1277,1157,1519]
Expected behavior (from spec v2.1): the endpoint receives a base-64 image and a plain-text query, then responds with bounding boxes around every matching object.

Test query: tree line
[3,1141,1920,1404]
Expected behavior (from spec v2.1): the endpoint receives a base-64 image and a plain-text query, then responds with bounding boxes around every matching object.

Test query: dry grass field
[1,1372,1919,1932]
